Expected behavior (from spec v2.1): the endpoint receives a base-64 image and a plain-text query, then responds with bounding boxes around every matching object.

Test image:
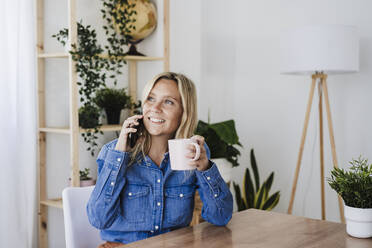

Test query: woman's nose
[151,101,162,112]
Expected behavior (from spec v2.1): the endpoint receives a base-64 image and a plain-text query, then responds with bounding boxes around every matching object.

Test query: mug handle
[190,142,201,161]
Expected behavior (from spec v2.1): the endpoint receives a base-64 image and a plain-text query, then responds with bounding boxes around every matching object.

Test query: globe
[113,0,157,55]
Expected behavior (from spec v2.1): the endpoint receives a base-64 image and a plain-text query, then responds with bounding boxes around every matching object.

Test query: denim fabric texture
[86,139,233,244]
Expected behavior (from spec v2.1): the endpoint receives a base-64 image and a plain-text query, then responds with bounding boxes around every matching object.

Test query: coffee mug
[168,139,201,170]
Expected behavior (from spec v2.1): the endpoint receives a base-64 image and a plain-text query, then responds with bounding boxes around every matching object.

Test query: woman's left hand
[186,135,210,171]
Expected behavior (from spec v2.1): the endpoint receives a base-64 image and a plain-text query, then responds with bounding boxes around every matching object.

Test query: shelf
[38,53,69,58]
[80,124,122,133]
[40,198,63,209]
[39,124,122,134]
[124,55,164,61]
[39,127,70,134]
[37,52,164,61]
[98,54,164,61]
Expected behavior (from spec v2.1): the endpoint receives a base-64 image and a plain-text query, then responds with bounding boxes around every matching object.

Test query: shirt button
[157,202,161,206]
[117,158,121,162]
[207,176,211,180]
[214,194,218,198]
[128,192,132,196]
[155,225,159,230]
[179,194,184,198]
[157,179,161,183]
[110,182,114,186]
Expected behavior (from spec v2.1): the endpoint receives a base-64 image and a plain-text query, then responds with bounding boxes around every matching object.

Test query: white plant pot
[344,205,372,238]
[211,158,232,183]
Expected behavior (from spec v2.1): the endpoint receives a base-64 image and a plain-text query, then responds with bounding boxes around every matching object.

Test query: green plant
[79,168,92,181]
[94,87,132,110]
[195,119,242,167]
[79,104,101,128]
[101,0,136,79]
[78,104,102,156]
[327,156,372,208]
[53,21,108,156]
[233,149,280,211]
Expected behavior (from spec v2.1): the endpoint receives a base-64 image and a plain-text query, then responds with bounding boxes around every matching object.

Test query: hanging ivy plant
[53,21,108,156]
[52,1,138,156]
[100,0,136,82]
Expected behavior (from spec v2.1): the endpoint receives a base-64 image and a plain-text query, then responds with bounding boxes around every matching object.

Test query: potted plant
[327,156,372,238]
[78,104,100,128]
[94,87,132,124]
[233,149,280,211]
[195,119,242,183]
[69,168,96,187]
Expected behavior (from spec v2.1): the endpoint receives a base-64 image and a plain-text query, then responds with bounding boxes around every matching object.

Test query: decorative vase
[344,205,372,238]
[105,108,122,124]
[211,158,232,183]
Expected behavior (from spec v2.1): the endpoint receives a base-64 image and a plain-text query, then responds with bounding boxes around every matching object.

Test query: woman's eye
[165,99,174,105]
[147,96,154,102]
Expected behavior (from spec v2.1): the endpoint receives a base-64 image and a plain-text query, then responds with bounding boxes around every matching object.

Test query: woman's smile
[142,78,183,138]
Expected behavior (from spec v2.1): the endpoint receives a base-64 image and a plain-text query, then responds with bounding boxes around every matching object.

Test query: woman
[87,72,233,247]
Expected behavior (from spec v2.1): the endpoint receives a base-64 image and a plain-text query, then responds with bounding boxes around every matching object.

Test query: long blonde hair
[130,72,198,164]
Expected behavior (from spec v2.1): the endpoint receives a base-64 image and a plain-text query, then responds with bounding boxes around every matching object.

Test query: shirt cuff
[195,162,224,189]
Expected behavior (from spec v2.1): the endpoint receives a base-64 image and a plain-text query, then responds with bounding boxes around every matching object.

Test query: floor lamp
[280,25,359,222]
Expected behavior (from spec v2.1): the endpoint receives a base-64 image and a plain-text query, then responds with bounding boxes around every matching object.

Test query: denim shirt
[86,139,233,244]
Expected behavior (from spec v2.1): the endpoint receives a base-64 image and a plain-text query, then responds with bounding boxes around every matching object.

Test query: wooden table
[122,209,372,248]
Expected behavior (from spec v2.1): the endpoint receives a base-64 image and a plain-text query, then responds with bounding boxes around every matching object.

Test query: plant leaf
[233,182,247,211]
[250,149,260,193]
[209,120,239,145]
[254,182,266,209]
[263,191,280,211]
[243,168,255,208]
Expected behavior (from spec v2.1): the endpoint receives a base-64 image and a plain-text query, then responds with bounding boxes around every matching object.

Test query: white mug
[168,139,201,170]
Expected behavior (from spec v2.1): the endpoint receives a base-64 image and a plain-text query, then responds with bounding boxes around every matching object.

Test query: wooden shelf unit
[36,0,170,247]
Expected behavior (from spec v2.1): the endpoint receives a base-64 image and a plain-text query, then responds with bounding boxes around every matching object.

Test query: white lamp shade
[280,25,359,75]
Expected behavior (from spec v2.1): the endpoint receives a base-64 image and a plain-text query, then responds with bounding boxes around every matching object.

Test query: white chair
[62,186,102,248]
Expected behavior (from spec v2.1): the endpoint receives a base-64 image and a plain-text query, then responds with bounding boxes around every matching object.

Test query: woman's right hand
[115,115,143,152]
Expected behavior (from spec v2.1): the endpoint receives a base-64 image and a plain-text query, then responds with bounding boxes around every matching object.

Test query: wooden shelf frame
[38,124,122,134]
[36,0,170,247]
[40,198,63,209]
[37,52,165,61]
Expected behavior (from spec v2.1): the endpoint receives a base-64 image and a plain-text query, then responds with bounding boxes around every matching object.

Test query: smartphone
[128,118,144,148]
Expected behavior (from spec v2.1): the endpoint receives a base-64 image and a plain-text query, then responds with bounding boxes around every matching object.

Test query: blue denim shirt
[86,139,233,244]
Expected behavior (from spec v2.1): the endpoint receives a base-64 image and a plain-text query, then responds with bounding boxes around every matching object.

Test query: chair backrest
[62,186,102,248]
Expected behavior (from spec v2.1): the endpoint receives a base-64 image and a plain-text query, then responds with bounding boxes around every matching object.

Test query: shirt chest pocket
[164,185,195,226]
[121,184,150,223]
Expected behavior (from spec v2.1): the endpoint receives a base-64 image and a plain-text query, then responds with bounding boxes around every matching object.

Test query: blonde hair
[130,72,198,164]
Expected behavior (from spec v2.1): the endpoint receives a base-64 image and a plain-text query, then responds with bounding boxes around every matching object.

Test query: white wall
[199,0,372,222]
[43,0,372,246]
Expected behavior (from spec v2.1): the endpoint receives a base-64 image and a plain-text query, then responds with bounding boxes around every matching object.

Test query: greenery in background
[195,119,242,167]
[94,87,132,110]
[100,0,136,83]
[79,104,101,129]
[53,0,137,155]
[80,168,92,180]
[327,156,372,208]
[233,149,280,211]
[53,21,108,156]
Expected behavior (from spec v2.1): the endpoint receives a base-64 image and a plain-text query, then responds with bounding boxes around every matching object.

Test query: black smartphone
[128,118,144,148]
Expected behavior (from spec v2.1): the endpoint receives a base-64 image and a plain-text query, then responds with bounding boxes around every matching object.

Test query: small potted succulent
[93,87,132,124]
[195,119,242,183]
[327,156,372,238]
[69,168,96,187]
